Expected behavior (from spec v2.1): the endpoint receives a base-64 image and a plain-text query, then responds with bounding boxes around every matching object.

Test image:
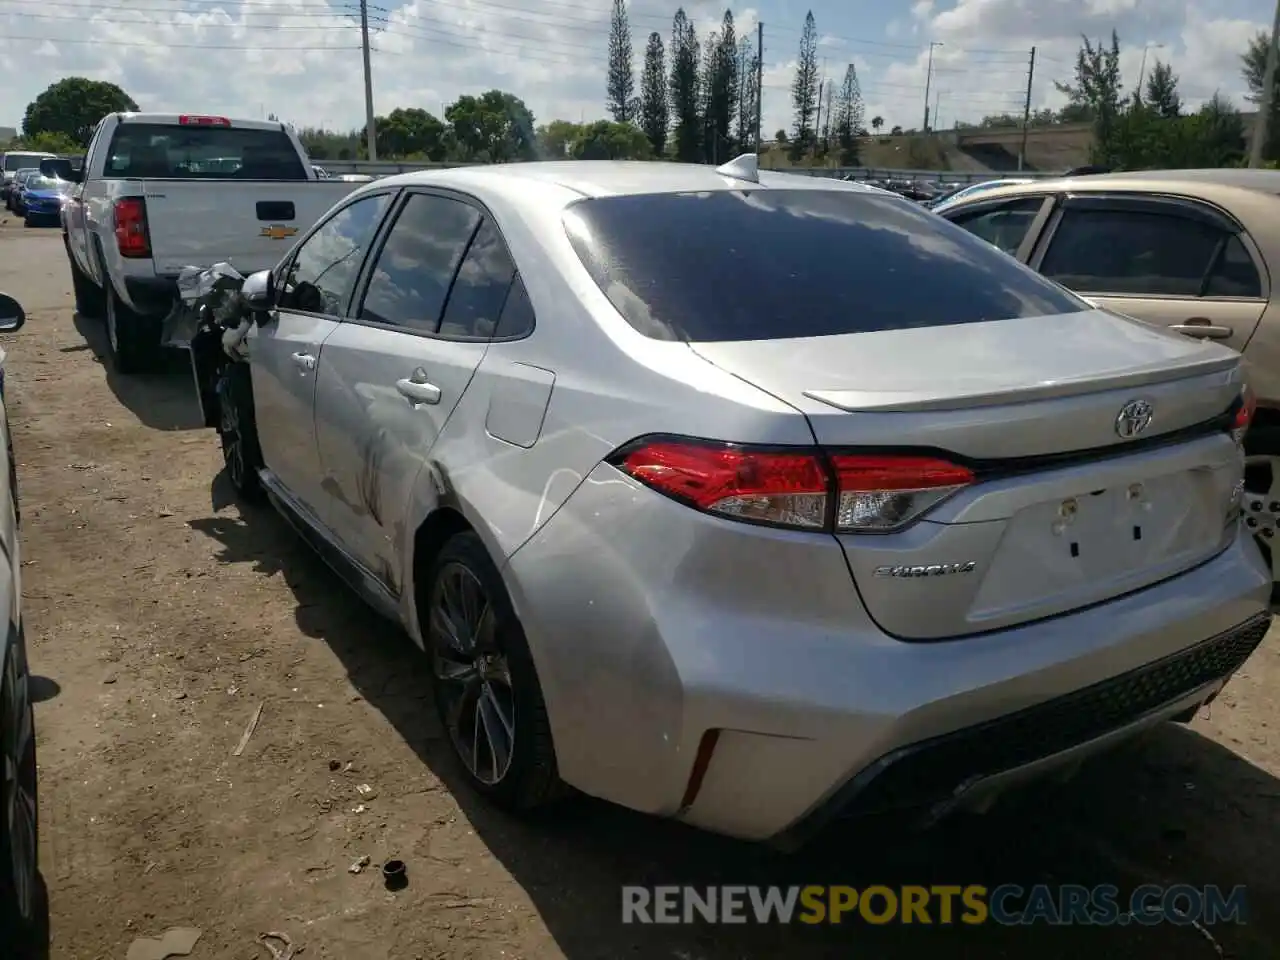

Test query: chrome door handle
[1169,322,1233,340]
[396,377,441,405]
[291,351,316,371]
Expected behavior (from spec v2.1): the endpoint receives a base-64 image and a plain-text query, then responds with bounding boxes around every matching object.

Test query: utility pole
[1018,45,1036,172]
[814,78,824,159]
[747,21,757,154]
[922,41,942,131]
[1250,0,1280,168]
[359,0,377,161]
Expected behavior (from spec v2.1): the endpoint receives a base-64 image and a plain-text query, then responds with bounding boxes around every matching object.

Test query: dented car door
[313,190,515,594]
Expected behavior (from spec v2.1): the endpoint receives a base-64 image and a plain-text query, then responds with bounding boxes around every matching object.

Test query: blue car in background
[16,175,74,227]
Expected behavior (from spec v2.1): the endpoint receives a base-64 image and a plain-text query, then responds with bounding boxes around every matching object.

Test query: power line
[0,31,355,49]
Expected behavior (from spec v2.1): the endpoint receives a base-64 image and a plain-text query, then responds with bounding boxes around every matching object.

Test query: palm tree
[871,116,883,132]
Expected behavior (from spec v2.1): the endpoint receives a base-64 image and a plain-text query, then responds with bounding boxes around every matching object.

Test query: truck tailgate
[141,180,361,274]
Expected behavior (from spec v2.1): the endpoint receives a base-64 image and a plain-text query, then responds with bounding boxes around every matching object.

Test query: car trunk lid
[691,310,1246,638]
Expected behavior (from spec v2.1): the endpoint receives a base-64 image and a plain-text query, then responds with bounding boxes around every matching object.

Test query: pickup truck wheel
[63,238,104,319]
[1243,425,1280,603]
[216,365,264,502]
[104,288,160,375]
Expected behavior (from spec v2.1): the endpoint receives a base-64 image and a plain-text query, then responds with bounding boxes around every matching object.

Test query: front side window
[564,189,1086,342]
[946,198,1043,255]
[279,193,391,315]
[1039,207,1237,297]
[358,193,481,333]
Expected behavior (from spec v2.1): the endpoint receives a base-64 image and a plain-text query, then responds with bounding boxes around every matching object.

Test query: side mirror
[241,269,275,309]
[0,294,26,333]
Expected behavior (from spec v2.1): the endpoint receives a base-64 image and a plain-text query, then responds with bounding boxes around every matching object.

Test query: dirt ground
[2,218,1280,960]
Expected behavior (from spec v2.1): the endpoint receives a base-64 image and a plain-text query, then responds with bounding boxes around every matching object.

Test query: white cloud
[0,0,1271,142]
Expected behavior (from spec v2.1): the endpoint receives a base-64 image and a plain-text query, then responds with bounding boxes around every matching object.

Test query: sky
[0,0,1274,140]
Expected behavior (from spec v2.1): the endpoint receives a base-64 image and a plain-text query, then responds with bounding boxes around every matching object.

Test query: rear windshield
[563,189,1086,341]
[103,123,308,180]
[4,155,50,172]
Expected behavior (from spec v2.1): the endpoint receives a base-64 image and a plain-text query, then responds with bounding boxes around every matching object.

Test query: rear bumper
[504,463,1273,845]
[122,276,178,317]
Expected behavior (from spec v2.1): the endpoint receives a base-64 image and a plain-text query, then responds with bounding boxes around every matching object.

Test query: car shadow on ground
[190,492,1280,960]
[70,312,204,432]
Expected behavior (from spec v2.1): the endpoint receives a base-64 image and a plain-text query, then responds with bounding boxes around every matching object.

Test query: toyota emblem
[1115,399,1154,439]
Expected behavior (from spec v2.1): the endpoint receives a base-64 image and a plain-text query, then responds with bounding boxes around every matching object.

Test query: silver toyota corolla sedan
[209,157,1272,849]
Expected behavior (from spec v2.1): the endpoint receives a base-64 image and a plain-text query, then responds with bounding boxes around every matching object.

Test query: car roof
[948,168,1280,203]
[370,159,887,203]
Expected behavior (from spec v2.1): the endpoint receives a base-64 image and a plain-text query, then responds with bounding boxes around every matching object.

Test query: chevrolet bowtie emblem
[260,224,298,240]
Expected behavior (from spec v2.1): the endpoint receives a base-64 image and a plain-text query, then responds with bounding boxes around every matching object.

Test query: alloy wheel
[2,645,36,924]
[429,563,516,785]
[1244,454,1280,580]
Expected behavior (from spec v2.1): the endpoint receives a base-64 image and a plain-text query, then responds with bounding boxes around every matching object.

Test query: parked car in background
[0,292,38,951]
[3,170,39,214]
[61,112,360,373]
[0,152,55,204]
[202,158,1268,848]
[18,176,75,228]
[936,168,1280,592]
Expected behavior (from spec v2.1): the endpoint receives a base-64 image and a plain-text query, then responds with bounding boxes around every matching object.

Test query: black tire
[64,238,104,319]
[21,218,31,229]
[104,286,160,375]
[0,625,40,955]
[426,532,566,811]
[216,364,264,502]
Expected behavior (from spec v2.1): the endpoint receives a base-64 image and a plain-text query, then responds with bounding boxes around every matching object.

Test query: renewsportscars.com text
[621,884,1248,926]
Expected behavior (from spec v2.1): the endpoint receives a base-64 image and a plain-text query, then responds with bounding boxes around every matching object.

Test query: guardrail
[311,158,1061,184]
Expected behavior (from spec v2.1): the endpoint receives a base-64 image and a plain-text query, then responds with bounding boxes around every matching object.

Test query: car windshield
[104,123,308,179]
[27,176,71,194]
[563,189,1087,342]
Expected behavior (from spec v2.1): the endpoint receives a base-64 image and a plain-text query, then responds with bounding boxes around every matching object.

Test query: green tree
[640,32,669,156]
[736,36,759,149]
[791,11,819,159]
[1055,32,1124,167]
[668,8,702,162]
[374,107,446,159]
[445,90,537,162]
[13,130,82,154]
[569,120,653,159]
[871,115,883,132]
[832,63,864,165]
[606,0,636,124]
[296,127,364,160]
[1242,31,1280,161]
[1144,60,1181,119]
[536,119,582,159]
[703,11,738,163]
[23,77,138,147]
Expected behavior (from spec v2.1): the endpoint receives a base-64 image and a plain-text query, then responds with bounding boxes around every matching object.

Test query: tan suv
[935,169,1280,589]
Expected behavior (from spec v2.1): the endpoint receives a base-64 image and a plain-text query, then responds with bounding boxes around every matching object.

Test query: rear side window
[1204,235,1263,298]
[1040,208,1242,297]
[563,190,1085,342]
[438,219,518,339]
[104,123,307,179]
[946,198,1043,255]
[358,193,482,333]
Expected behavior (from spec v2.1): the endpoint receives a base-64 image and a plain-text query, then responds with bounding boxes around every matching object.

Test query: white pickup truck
[62,113,360,372]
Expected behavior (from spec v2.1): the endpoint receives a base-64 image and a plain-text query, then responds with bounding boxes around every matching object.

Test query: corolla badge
[1115,399,1154,439]
[873,562,977,578]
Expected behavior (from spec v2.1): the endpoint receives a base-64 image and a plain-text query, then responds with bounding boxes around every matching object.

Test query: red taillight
[178,115,231,126]
[610,438,973,532]
[1234,386,1256,431]
[113,197,150,258]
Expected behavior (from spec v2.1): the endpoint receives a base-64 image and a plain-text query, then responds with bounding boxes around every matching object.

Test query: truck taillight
[113,197,150,258]
[608,437,974,533]
[178,115,231,126]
